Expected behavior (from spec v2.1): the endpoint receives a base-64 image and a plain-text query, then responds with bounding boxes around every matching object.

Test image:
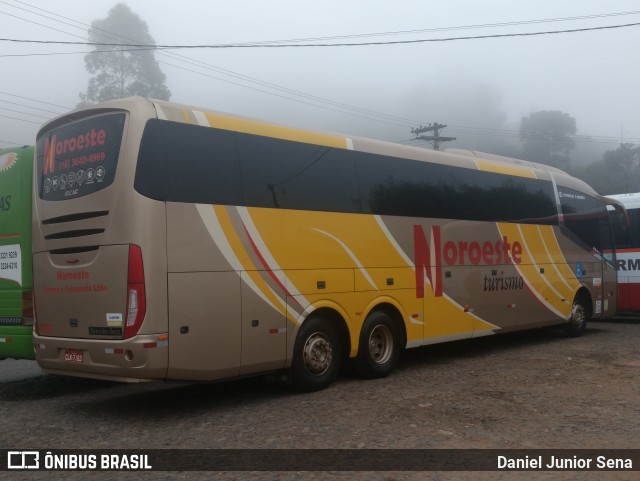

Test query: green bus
[0,145,34,360]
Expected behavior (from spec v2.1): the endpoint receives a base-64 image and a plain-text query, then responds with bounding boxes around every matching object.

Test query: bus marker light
[0,337,11,343]
[104,348,124,355]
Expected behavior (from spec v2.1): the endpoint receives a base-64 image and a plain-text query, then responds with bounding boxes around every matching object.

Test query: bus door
[598,219,618,317]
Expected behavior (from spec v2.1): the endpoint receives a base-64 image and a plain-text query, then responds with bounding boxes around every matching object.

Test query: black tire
[354,311,401,379]
[291,317,342,391]
[563,295,589,337]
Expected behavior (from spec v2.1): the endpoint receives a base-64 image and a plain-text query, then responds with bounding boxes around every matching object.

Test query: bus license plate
[64,349,84,363]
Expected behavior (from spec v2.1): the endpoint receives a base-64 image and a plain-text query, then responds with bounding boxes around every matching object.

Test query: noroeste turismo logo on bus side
[413,224,523,298]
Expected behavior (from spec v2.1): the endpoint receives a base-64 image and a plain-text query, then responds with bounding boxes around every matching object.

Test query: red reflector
[22,289,33,318]
[114,348,124,354]
[143,342,157,349]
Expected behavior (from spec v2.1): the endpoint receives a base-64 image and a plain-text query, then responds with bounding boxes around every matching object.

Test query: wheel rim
[571,302,586,328]
[368,324,394,365]
[303,332,333,376]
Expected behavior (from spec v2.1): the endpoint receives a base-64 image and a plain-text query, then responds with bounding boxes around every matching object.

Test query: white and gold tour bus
[32,97,620,390]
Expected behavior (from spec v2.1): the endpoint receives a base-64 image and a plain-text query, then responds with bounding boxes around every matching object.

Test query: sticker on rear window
[36,113,125,201]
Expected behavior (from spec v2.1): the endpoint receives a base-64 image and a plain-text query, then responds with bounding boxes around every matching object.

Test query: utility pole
[411,123,456,150]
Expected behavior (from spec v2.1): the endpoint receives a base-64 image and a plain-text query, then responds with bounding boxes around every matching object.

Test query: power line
[3,0,639,46]
[0,139,30,146]
[0,106,49,119]
[0,2,637,146]
[0,47,160,57]
[2,22,639,49]
[0,113,40,124]
[1,1,425,128]
[3,0,637,135]
[0,97,67,115]
[219,10,640,45]
[0,91,71,110]
[3,6,637,132]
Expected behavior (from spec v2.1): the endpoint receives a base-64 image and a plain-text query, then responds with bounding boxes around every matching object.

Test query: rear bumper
[33,332,168,382]
[0,327,35,360]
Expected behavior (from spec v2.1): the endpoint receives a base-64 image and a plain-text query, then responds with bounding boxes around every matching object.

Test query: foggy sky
[1,0,639,158]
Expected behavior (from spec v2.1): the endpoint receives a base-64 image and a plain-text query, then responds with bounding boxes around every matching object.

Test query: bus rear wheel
[354,311,400,379]
[291,317,342,391]
[563,295,589,337]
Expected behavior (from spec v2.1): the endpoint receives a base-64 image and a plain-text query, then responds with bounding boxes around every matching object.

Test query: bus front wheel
[563,295,589,337]
[354,311,400,379]
[291,317,343,391]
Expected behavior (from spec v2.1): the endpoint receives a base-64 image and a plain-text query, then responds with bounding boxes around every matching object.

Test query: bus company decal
[0,244,22,286]
[0,151,18,172]
[195,204,309,325]
[42,128,107,176]
[374,216,500,337]
[615,250,640,278]
[497,223,579,320]
[412,224,523,299]
[196,204,502,341]
[311,228,379,291]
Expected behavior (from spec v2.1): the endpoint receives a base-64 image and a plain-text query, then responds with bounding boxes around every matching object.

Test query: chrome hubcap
[303,332,333,375]
[368,324,393,365]
[571,303,586,327]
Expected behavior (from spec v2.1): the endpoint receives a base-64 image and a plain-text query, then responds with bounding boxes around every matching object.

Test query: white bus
[606,192,640,312]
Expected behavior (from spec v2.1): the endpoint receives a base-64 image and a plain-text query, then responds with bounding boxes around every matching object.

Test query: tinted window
[358,154,557,223]
[611,207,640,250]
[135,119,240,205]
[135,119,558,225]
[628,209,640,249]
[36,113,125,201]
[560,188,609,251]
[238,134,358,213]
[358,154,447,217]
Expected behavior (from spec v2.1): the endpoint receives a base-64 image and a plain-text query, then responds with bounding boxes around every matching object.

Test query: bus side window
[609,206,631,250]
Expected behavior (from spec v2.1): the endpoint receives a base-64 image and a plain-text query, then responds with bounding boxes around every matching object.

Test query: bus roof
[606,192,640,210]
[38,96,601,199]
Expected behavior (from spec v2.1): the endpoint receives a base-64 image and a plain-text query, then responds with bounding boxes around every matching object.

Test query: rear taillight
[22,290,33,324]
[124,244,146,339]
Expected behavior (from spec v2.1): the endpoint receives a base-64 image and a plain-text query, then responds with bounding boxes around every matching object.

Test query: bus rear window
[36,113,125,201]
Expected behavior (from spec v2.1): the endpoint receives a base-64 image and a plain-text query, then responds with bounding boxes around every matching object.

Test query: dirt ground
[1,317,639,481]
